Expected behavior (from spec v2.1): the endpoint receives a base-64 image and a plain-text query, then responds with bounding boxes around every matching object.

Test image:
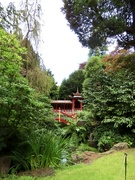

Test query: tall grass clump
[11,129,69,172]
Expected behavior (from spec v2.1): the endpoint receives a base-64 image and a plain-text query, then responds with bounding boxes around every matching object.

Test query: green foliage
[88,46,108,57]
[0,3,56,96]
[84,56,103,78]
[83,53,135,151]
[21,39,57,96]
[47,70,59,100]
[49,80,59,100]
[97,130,122,152]
[61,120,88,149]
[84,67,135,128]
[77,143,98,152]
[122,134,135,148]
[62,0,135,49]
[59,69,84,99]
[76,110,96,132]
[0,75,54,153]
[11,130,70,172]
[92,124,122,151]
[76,110,93,121]
[0,28,54,154]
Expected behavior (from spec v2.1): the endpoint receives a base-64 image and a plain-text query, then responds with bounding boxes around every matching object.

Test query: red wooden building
[51,90,83,112]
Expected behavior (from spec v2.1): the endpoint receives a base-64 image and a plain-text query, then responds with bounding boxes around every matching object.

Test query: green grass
[40,149,135,180]
[2,149,135,180]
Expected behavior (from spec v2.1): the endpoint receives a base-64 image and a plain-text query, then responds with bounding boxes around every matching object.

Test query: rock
[0,156,11,174]
[84,151,96,156]
[111,142,129,151]
[71,154,83,163]
[102,150,115,155]
[18,168,55,177]
[88,133,97,147]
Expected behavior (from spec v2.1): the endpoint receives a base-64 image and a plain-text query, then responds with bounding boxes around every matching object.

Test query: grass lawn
[40,149,135,180]
[2,148,135,180]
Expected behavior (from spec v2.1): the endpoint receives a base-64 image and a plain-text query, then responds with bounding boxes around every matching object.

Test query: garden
[1,1,135,179]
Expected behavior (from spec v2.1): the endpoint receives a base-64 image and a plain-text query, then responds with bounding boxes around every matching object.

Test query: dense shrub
[83,54,135,151]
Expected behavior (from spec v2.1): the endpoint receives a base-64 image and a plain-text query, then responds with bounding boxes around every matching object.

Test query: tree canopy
[0,1,58,97]
[82,52,135,151]
[0,0,42,47]
[0,28,54,154]
[59,69,84,99]
[62,0,135,50]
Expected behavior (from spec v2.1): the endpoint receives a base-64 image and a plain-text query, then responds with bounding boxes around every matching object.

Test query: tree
[20,38,56,96]
[102,48,135,73]
[83,54,135,151]
[62,0,135,50]
[45,69,59,100]
[88,47,108,57]
[84,56,103,78]
[0,28,54,154]
[83,56,104,114]
[0,2,18,32]
[59,69,84,99]
[19,0,42,47]
[0,1,56,97]
[0,1,42,46]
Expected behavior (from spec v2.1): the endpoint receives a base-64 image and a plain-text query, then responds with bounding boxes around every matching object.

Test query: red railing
[54,108,77,124]
[55,118,68,124]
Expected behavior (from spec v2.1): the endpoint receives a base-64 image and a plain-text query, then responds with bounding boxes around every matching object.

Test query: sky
[40,0,89,85]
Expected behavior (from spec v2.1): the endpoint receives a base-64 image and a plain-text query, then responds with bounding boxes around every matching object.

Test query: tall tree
[59,69,84,99]
[0,1,41,74]
[62,0,135,50]
[0,1,57,96]
[0,2,18,32]
[19,0,42,47]
[0,28,54,154]
[102,48,135,73]
[20,38,56,96]
[83,53,135,151]
[0,1,42,46]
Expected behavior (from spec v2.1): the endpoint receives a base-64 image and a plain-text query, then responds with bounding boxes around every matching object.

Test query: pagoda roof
[73,89,82,98]
[51,100,72,104]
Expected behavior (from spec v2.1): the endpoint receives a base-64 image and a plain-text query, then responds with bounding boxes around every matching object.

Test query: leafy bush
[11,130,70,172]
[61,120,88,149]
[0,28,54,155]
[122,134,135,147]
[83,54,135,151]
[77,143,98,152]
[97,130,122,152]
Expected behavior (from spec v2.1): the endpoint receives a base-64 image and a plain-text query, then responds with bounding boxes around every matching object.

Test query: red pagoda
[51,89,83,112]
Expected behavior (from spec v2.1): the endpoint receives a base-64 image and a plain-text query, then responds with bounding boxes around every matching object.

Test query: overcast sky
[40,0,89,85]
